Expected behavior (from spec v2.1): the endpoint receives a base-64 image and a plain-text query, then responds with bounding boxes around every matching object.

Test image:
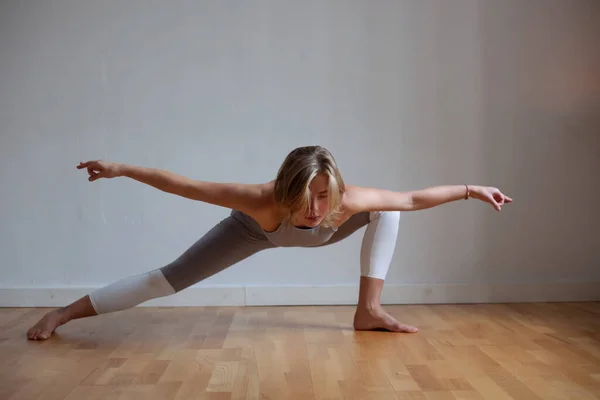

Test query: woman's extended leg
[27,212,275,340]
[321,211,417,333]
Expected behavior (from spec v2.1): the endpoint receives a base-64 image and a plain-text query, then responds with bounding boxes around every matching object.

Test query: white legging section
[89,269,175,314]
[360,211,400,280]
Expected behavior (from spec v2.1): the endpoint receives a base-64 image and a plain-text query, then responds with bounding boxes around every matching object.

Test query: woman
[27,145,512,340]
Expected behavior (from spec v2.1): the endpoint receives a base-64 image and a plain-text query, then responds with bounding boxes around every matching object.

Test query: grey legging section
[160,212,274,292]
[160,210,371,292]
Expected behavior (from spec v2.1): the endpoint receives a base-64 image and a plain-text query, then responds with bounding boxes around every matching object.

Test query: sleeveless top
[231,209,337,247]
[262,217,338,247]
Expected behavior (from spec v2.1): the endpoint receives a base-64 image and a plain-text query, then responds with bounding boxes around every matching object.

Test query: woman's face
[292,173,329,227]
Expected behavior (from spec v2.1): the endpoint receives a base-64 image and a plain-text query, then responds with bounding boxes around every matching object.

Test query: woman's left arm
[343,184,513,213]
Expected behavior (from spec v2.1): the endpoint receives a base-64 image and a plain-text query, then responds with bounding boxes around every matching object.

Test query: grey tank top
[262,217,338,247]
[231,210,337,247]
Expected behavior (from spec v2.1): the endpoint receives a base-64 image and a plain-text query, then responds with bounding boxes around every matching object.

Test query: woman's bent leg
[319,211,417,333]
[319,211,400,281]
[355,211,417,332]
[27,213,274,340]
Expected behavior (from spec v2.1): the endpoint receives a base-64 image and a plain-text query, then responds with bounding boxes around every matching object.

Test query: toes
[396,324,418,333]
[388,320,417,333]
[386,322,404,332]
[27,324,53,340]
[380,319,418,333]
[27,329,39,340]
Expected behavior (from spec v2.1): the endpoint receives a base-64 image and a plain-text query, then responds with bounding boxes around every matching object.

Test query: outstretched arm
[76,160,266,212]
[343,184,512,213]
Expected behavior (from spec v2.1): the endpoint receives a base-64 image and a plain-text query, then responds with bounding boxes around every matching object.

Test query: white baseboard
[1,282,599,307]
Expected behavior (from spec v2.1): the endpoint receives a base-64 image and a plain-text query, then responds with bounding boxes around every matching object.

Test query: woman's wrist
[465,185,485,200]
[115,163,129,177]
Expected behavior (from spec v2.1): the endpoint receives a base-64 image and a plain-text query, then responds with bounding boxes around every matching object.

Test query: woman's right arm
[77,160,268,213]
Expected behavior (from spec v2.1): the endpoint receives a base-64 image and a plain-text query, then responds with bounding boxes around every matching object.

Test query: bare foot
[27,308,68,340]
[353,306,418,333]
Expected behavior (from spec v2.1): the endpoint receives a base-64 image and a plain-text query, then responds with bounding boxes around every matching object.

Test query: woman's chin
[304,216,322,226]
[291,214,323,228]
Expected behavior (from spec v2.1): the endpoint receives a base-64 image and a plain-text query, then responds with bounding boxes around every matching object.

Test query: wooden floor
[1,303,600,399]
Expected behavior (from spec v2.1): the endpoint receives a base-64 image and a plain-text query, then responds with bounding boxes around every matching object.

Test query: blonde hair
[274,145,346,227]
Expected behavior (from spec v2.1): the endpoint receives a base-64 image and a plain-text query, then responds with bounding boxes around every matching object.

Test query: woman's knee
[369,210,400,223]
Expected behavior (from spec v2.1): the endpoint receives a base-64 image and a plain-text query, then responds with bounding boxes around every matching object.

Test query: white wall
[1,0,599,306]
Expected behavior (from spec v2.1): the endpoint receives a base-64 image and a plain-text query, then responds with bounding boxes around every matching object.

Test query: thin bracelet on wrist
[464,184,470,199]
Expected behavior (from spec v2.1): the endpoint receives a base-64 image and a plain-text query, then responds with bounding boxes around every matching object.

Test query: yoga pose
[27,145,512,340]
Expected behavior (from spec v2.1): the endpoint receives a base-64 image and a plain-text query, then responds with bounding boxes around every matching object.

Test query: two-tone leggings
[88,210,400,314]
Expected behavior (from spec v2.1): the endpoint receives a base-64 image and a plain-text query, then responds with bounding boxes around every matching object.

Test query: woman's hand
[77,160,123,182]
[469,185,513,211]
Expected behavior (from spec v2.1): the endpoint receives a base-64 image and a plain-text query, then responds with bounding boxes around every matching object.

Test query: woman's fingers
[487,192,502,211]
[492,199,501,211]
[79,161,104,182]
[87,166,101,176]
[88,169,105,181]
[77,161,93,169]
[78,160,116,182]
[89,173,102,182]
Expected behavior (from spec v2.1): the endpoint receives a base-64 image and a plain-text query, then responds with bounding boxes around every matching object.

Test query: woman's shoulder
[242,180,284,231]
[340,184,369,213]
